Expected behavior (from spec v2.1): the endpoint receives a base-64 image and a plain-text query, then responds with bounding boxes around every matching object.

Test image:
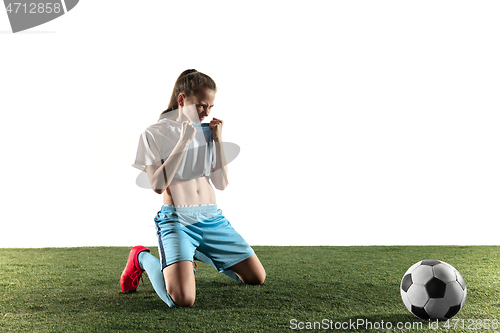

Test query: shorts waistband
[161,204,218,214]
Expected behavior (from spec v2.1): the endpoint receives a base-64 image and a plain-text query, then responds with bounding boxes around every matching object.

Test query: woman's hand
[210,117,223,142]
[180,120,196,144]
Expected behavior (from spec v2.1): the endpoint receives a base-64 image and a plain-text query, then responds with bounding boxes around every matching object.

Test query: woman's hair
[159,69,217,120]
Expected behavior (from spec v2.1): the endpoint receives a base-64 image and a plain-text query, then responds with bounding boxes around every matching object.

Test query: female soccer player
[121,69,266,308]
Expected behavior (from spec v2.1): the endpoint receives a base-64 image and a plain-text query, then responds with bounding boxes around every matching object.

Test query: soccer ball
[400,259,467,320]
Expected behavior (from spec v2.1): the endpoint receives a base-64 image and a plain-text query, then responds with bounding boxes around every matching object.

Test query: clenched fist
[210,117,223,142]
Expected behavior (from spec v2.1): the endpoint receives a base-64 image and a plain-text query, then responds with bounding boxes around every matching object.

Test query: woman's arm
[209,114,229,192]
[211,138,229,190]
[146,121,196,194]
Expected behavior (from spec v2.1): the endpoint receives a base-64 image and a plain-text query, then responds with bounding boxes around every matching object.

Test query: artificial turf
[0,246,499,332]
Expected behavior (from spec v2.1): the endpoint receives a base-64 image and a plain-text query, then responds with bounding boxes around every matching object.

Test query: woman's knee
[230,255,266,285]
[245,269,266,285]
[168,287,196,307]
[256,269,266,285]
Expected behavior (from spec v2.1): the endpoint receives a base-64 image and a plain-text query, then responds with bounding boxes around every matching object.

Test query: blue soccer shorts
[154,204,255,272]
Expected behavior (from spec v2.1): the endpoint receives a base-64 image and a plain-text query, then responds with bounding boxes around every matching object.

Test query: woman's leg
[164,260,196,307]
[137,251,180,308]
[228,254,266,285]
[153,205,199,307]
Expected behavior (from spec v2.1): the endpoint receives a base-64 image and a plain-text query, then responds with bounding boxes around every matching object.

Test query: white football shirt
[132,110,215,180]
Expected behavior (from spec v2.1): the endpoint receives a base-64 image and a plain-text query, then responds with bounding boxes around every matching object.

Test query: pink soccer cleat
[120,245,150,292]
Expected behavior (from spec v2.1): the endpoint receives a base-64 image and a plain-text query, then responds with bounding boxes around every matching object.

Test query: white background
[1,1,499,247]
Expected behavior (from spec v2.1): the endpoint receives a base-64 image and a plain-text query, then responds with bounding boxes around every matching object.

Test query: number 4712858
[443,319,498,330]
[5,3,62,14]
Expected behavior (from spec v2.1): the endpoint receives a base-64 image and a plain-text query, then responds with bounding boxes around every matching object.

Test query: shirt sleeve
[131,130,162,172]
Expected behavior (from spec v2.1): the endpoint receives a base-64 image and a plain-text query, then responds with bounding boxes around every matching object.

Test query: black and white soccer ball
[400,259,467,320]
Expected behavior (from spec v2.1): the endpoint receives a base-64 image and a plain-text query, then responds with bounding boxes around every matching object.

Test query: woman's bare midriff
[163,176,216,206]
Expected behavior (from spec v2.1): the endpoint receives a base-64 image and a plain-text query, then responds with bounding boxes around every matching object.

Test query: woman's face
[180,88,216,122]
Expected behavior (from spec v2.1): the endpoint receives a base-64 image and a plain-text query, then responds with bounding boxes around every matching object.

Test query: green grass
[0,246,499,332]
